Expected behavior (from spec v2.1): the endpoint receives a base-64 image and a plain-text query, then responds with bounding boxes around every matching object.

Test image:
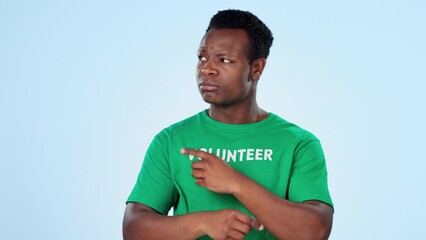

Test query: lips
[199,82,219,91]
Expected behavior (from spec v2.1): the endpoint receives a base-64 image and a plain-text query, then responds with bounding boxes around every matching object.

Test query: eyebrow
[197,49,237,58]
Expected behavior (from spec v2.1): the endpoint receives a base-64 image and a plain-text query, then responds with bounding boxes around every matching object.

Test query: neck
[207,102,268,124]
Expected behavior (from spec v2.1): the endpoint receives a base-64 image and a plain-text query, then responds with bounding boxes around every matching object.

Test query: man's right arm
[122,202,261,240]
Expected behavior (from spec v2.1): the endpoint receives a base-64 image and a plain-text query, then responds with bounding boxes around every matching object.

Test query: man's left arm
[181,148,333,240]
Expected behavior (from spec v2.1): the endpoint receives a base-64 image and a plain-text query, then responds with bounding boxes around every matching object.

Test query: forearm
[233,175,332,240]
[123,204,205,240]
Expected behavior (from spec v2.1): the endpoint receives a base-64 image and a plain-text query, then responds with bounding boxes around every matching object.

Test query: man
[123,9,333,240]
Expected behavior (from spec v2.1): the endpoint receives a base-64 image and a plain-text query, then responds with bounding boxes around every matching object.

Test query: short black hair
[206,9,274,62]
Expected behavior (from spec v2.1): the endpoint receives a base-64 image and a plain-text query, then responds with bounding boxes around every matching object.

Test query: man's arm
[123,202,262,240]
[233,176,333,240]
[183,148,333,240]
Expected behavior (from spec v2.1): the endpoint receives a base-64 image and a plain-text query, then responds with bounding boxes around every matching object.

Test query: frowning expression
[196,28,255,106]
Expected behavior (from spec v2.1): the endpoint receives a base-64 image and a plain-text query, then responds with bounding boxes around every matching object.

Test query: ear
[250,58,267,81]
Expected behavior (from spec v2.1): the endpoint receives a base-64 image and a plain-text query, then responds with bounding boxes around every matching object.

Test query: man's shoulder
[269,113,319,142]
[169,111,204,129]
[157,111,204,135]
[148,111,204,145]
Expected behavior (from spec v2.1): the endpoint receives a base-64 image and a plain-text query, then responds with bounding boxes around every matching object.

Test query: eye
[198,55,207,62]
[220,58,232,63]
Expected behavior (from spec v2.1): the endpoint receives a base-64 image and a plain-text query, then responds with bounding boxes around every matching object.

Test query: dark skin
[196,29,268,124]
[123,28,333,240]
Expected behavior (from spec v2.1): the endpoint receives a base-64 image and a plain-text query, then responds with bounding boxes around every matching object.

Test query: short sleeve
[288,137,333,208]
[126,131,177,215]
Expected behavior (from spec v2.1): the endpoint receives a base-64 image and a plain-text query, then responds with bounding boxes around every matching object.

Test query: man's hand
[180,148,245,194]
[124,203,263,240]
[202,209,264,240]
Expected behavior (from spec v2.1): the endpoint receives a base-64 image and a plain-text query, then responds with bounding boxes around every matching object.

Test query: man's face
[196,28,253,106]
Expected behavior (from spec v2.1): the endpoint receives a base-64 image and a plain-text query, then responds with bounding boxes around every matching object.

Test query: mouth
[199,82,219,91]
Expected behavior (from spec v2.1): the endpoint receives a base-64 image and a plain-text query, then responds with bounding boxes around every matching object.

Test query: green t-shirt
[127,111,333,239]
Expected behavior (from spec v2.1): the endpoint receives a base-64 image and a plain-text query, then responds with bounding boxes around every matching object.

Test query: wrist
[231,171,246,196]
[193,212,209,236]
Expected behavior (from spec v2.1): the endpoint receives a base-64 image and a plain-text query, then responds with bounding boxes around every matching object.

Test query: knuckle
[229,210,237,217]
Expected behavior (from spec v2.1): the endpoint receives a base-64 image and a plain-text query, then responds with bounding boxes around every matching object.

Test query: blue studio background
[1,1,425,239]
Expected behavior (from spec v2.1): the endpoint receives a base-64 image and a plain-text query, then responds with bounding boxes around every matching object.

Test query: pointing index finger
[180,148,212,160]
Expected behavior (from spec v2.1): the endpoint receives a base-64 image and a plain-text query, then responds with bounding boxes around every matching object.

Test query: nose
[200,59,218,76]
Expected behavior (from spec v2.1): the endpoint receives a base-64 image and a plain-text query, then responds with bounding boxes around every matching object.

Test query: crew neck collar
[200,110,275,131]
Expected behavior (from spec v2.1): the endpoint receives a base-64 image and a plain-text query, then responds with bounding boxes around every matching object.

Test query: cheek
[237,72,253,94]
[234,70,251,86]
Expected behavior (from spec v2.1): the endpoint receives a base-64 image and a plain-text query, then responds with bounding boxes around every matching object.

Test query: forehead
[199,28,249,56]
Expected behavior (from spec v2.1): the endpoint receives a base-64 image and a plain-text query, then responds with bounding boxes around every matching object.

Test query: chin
[202,97,220,105]
[200,93,235,106]
[202,98,218,105]
[202,98,234,107]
